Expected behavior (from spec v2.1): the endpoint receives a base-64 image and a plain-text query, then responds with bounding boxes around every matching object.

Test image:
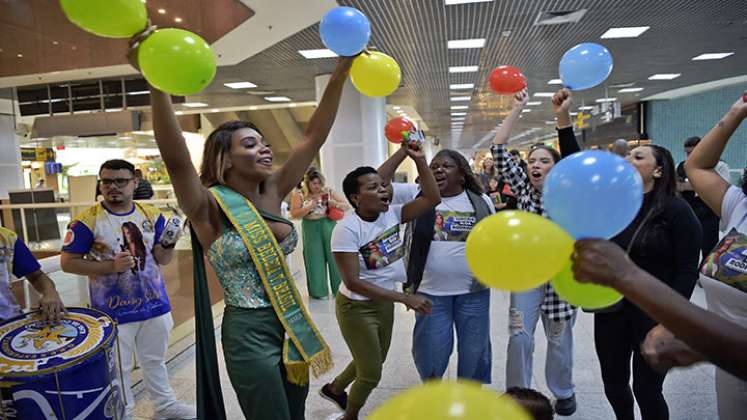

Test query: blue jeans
[506,286,576,399]
[412,289,492,383]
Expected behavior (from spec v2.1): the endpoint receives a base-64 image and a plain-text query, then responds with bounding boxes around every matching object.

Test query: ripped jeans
[506,287,577,400]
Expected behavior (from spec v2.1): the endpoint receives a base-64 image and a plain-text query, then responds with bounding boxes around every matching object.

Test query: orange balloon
[489,66,527,95]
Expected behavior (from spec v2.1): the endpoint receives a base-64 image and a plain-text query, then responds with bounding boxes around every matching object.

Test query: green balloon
[550,262,623,309]
[60,0,147,38]
[138,29,217,96]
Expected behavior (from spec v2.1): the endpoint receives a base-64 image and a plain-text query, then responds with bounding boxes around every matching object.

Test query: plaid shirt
[491,143,576,321]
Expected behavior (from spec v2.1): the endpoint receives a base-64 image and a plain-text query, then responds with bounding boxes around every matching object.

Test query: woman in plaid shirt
[491,88,581,416]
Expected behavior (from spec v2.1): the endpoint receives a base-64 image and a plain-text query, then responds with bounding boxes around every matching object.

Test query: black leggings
[594,306,669,420]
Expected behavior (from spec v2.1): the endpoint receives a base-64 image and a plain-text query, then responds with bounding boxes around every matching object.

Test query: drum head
[0,307,116,377]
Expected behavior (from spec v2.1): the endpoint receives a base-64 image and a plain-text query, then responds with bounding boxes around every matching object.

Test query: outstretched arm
[492,90,527,146]
[378,146,408,184]
[685,92,747,215]
[572,239,747,380]
[552,88,581,157]
[271,58,353,198]
[401,146,441,223]
[491,91,529,196]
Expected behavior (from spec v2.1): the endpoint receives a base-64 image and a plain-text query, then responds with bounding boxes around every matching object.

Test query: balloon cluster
[320,7,401,97]
[60,0,216,95]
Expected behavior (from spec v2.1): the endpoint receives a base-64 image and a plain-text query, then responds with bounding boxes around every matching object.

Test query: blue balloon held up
[543,150,643,239]
[320,7,371,57]
[559,43,614,90]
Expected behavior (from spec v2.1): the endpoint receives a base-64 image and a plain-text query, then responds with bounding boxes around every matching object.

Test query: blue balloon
[559,43,614,90]
[543,150,643,239]
[320,7,371,57]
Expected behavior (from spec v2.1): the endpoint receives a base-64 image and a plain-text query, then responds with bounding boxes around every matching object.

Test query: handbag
[326,206,344,221]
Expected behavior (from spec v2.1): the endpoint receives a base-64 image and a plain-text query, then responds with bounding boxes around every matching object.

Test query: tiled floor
[130,226,718,420]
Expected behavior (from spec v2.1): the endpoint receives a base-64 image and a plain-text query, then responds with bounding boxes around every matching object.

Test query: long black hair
[644,144,678,218]
[433,149,484,194]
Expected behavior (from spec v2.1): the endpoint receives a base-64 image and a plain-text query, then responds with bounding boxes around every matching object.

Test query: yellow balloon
[350,51,401,97]
[465,211,573,291]
[369,381,532,420]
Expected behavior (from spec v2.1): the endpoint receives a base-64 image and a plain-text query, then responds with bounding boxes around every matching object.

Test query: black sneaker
[554,394,577,416]
[320,383,347,411]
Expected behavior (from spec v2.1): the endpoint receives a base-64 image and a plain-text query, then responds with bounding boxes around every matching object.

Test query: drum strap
[209,185,332,385]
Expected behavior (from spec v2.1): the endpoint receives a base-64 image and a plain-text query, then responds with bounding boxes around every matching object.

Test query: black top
[559,127,701,299]
[676,160,718,221]
[613,191,702,299]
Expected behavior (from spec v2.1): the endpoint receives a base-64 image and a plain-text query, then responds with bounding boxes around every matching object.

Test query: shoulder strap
[405,192,436,293]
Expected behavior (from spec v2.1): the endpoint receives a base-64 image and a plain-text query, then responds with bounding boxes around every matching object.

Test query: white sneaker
[154,401,197,420]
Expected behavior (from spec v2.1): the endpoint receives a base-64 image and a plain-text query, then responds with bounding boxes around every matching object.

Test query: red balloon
[384,117,415,144]
[489,65,527,95]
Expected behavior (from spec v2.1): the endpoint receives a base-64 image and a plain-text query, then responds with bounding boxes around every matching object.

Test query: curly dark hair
[432,149,484,194]
[504,387,553,420]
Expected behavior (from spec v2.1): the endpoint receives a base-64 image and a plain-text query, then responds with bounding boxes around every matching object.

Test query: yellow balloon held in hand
[369,381,532,420]
[60,0,147,38]
[350,51,401,97]
[551,262,623,309]
[138,29,217,96]
[465,211,573,291]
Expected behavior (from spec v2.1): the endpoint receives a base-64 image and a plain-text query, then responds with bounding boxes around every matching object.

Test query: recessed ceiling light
[182,102,208,108]
[547,79,563,85]
[449,66,479,73]
[224,81,257,89]
[445,0,492,4]
[298,49,338,59]
[521,109,531,113]
[692,52,734,61]
[452,117,465,121]
[649,73,681,80]
[127,90,149,95]
[451,112,467,116]
[533,92,555,97]
[249,106,258,110]
[578,106,594,110]
[526,101,542,106]
[447,38,486,49]
[264,96,291,102]
[392,106,401,110]
[16,53,23,58]
[595,98,617,103]
[618,87,644,93]
[289,103,297,108]
[450,96,471,102]
[52,41,59,45]
[174,17,183,23]
[210,108,219,113]
[450,83,474,90]
[600,26,650,39]
[157,8,166,14]
[175,111,184,115]
[450,105,469,110]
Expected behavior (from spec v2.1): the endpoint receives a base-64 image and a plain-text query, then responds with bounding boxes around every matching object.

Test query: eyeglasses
[99,178,133,188]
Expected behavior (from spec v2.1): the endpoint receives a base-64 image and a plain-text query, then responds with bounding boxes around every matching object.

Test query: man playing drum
[60,159,195,420]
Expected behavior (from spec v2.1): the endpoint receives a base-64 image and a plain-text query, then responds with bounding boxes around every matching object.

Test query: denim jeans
[506,286,576,399]
[412,289,492,383]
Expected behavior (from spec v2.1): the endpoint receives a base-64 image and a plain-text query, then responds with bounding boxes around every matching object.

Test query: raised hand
[512,89,529,110]
[552,88,573,116]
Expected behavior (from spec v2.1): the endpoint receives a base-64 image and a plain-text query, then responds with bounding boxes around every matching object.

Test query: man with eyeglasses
[60,159,195,420]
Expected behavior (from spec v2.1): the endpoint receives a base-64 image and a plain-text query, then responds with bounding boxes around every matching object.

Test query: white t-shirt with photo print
[393,183,494,295]
[331,205,406,301]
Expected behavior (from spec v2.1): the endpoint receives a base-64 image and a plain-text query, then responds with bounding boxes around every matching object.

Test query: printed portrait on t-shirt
[432,211,476,242]
[121,222,147,273]
[701,228,747,293]
[359,225,404,270]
